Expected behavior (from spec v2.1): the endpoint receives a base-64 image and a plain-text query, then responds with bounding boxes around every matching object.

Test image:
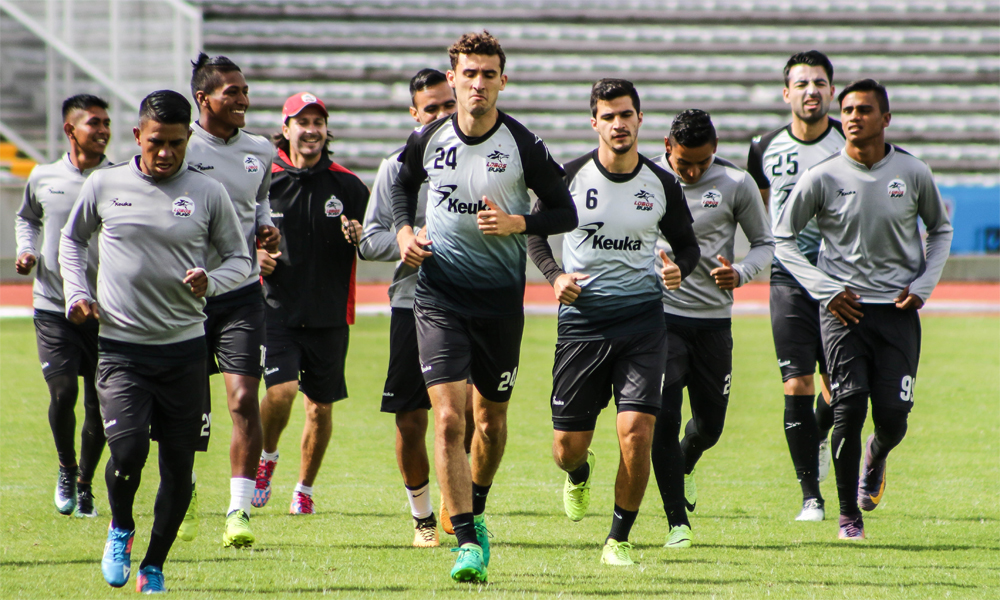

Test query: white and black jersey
[747,118,844,285]
[528,150,700,340]
[391,111,577,317]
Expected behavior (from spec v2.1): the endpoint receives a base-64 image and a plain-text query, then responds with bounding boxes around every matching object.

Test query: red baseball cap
[282,92,329,122]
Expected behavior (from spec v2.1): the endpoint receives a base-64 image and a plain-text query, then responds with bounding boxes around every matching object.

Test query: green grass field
[1,315,997,599]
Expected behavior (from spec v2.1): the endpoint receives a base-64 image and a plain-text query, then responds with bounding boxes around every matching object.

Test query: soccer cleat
[838,514,865,540]
[54,466,77,515]
[101,523,134,588]
[474,514,491,567]
[818,437,832,483]
[413,514,439,548]
[440,498,454,535]
[664,524,692,548]
[796,497,825,522]
[74,483,98,518]
[289,491,315,515]
[450,544,487,582]
[253,455,277,508]
[601,539,635,566]
[135,565,166,594]
[176,479,198,541]
[222,509,255,548]
[563,449,595,521]
[684,467,698,512]
[858,435,887,512]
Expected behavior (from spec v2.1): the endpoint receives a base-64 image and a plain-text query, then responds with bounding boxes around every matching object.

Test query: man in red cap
[251,92,369,515]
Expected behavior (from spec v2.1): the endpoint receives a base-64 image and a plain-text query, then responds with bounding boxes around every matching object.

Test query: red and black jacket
[263,149,369,328]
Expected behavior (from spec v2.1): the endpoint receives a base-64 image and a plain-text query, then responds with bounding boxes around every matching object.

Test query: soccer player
[359,68,474,547]
[181,53,281,548]
[253,92,369,516]
[649,110,774,548]
[747,50,845,521]
[391,31,577,582]
[60,90,252,592]
[774,79,953,540]
[528,80,700,566]
[15,94,112,518]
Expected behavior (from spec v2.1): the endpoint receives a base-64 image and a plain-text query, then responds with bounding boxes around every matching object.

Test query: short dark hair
[62,94,109,121]
[589,78,640,117]
[783,50,834,86]
[190,52,242,100]
[138,90,191,126]
[448,31,506,73]
[838,78,890,113]
[669,109,717,148]
[409,68,449,105]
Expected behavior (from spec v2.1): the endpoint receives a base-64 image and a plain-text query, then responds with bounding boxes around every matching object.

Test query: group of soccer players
[14,29,952,590]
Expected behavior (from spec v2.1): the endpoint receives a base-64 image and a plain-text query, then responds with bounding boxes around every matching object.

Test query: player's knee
[228,383,261,416]
[434,408,466,442]
[833,393,868,429]
[395,411,427,442]
[108,435,149,477]
[552,436,587,470]
[47,375,79,409]
[476,412,506,444]
[783,375,815,396]
[872,405,908,447]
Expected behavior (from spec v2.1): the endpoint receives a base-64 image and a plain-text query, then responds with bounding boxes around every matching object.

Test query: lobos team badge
[634,189,654,211]
[888,179,906,198]
[486,150,509,173]
[172,197,195,218]
[324,196,344,217]
[702,189,722,208]
[244,155,261,174]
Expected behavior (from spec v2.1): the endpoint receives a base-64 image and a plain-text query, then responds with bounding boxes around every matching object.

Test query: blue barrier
[939,186,1000,254]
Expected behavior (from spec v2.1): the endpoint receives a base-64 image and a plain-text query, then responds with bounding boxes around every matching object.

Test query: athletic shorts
[821,304,920,412]
[413,299,523,403]
[97,349,210,451]
[550,329,667,432]
[264,324,349,404]
[381,308,431,413]
[33,309,99,381]
[663,319,733,407]
[770,284,827,381]
[204,296,266,379]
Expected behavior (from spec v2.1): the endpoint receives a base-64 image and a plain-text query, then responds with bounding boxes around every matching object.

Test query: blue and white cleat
[101,523,134,587]
[54,466,76,515]
[136,565,167,594]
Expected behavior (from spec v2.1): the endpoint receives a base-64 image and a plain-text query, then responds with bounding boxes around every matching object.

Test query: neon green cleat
[684,467,698,512]
[176,480,198,542]
[601,539,635,566]
[473,514,491,567]
[450,544,487,582]
[222,509,255,548]
[563,449,595,522]
[665,524,692,548]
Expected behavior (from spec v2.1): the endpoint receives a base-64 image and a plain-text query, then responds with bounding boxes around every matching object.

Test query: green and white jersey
[15,153,111,313]
[655,155,774,319]
[774,144,953,307]
[747,118,844,285]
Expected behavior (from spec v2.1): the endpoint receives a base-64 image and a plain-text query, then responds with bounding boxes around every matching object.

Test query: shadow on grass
[701,541,991,552]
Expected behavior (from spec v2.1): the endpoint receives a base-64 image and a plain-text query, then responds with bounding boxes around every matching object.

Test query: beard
[609,136,634,155]
[793,105,828,124]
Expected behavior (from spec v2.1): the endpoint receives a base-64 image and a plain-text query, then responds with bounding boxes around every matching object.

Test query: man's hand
[68,299,99,324]
[341,215,362,246]
[477,197,526,237]
[659,249,682,290]
[256,225,281,253]
[258,249,281,277]
[710,255,739,290]
[183,268,209,298]
[894,285,924,311]
[828,288,864,326]
[397,226,432,268]
[15,252,36,275]
[553,272,589,305]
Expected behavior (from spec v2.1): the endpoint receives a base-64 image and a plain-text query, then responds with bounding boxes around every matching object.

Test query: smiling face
[410,81,458,126]
[198,69,249,131]
[282,105,328,165]
[591,95,642,156]
[65,106,111,158]
[840,90,891,146]
[133,119,191,180]
[783,64,835,126]
[447,53,507,119]
[666,138,717,185]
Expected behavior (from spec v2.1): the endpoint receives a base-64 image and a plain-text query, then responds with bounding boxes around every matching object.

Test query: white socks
[405,481,433,519]
[228,478,254,515]
[294,482,314,497]
[261,450,279,462]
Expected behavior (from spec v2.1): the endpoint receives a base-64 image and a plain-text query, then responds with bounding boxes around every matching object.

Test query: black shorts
[264,324,349,404]
[381,308,431,413]
[663,318,733,407]
[821,304,920,412]
[204,295,266,379]
[34,310,99,381]
[550,329,667,432]
[97,350,210,451]
[414,300,522,403]
[770,284,827,381]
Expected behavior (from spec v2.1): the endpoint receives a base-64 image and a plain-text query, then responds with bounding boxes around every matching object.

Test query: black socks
[784,394,822,501]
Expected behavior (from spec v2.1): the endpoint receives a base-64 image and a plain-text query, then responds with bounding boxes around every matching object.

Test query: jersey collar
[591,148,644,183]
[450,110,505,146]
[785,117,840,146]
[192,121,242,146]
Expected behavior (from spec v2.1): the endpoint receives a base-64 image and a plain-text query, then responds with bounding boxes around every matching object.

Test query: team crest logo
[634,190,655,211]
[172,197,195,218]
[486,150,509,173]
[244,155,261,174]
[702,190,722,208]
[888,179,906,198]
[300,93,317,103]
[324,196,344,217]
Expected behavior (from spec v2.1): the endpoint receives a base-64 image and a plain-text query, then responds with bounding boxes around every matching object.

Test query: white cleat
[796,497,825,522]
